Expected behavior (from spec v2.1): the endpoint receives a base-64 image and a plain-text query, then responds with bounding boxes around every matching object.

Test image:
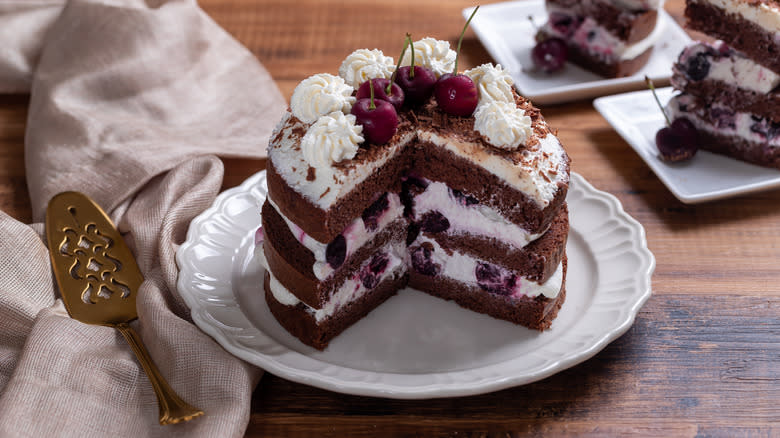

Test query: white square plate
[594,87,780,203]
[464,0,691,104]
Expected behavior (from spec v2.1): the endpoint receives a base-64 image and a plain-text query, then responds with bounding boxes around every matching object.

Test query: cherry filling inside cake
[259,40,571,350]
[537,0,664,77]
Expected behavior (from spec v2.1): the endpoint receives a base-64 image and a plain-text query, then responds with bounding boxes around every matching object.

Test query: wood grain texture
[1,0,779,436]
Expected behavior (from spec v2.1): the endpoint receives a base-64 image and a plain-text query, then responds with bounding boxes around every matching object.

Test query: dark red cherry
[531,38,568,73]
[671,118,699,146]
[351,97,399,145]
[646,76,698,162]
[475,262,515,296]
[325,235,346,268]
[433,6,481,116]
[418,211,450,233]
[434,73,479,117]
[361,192,389,231]
[655,118,698,162]
[356,78,405,111]
[410,244,440,277]
[394,65,437,106]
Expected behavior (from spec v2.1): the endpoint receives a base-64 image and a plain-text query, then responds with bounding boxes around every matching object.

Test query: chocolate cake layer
[263,201,407,308]
[686,1,780,75]
[540,28,654,78]
[689,124,780,168]
[265,271,408,350]
[547,0,659,43]
[408,256,567,331]
[409,143,566,236]
[421,204,569,283]
[266,144,411,243]
[671,77,780,122]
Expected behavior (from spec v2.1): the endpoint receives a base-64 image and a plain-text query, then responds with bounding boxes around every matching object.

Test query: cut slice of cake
[537,0,665,77]
[260,41,570,350]
[664,0,780,168]
[666,93,780,168]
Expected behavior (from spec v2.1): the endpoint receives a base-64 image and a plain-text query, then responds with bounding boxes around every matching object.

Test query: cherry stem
[369,78,376,110]
[407,34,415,79]
[645,76,671,126]
[527,15,538,31]
[454,5,480,74]
[388,36,410,94]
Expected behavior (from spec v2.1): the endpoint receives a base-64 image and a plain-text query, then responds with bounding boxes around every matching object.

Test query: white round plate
[176,171,655,399]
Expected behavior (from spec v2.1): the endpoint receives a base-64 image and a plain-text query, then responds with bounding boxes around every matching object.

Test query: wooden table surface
[2,0,778,436]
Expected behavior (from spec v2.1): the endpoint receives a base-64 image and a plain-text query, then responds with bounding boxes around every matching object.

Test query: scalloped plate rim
[176,171,655,399]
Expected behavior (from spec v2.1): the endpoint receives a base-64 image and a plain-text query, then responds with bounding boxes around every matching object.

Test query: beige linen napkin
[0,0,286,436]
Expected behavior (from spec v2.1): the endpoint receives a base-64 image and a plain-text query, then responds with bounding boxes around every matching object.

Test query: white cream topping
[412,181,545,249]
[473,100,533,150]
[701,0,780,33]
[416,130,567,208]
[667,93,780,147]
[413,236,563,299]
[464,63,515,105]
[338,48,395,89]
[301,111,364,168]
[262,242,407,323]
[543,8,665,61]
[677,41,780,94]
[291,73,355,124]
[266,194,405,280]
[400,37,456,77]
[709,55,780,94]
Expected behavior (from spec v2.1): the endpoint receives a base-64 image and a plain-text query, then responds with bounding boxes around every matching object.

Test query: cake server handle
[116,323,205,425]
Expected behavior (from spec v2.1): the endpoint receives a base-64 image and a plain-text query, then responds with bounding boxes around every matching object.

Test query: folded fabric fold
[0,0,286,436]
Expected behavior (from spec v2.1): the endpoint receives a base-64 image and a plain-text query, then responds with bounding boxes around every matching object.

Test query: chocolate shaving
[319,187,330,199]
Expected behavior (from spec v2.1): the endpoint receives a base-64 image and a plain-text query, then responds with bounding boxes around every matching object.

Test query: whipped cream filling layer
[543,7,665,61]
[698,0,780,34]
[267,192,404,280]
[269,111,416,209]
[260,241,407,323]
[412,180,545,249]
[417,130,567,208]
[411,236,563,299]
[674,41,780,94]
[667,93,780,147]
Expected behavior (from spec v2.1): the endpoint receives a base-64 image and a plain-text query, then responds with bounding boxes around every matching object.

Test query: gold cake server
[45,191,204,425]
